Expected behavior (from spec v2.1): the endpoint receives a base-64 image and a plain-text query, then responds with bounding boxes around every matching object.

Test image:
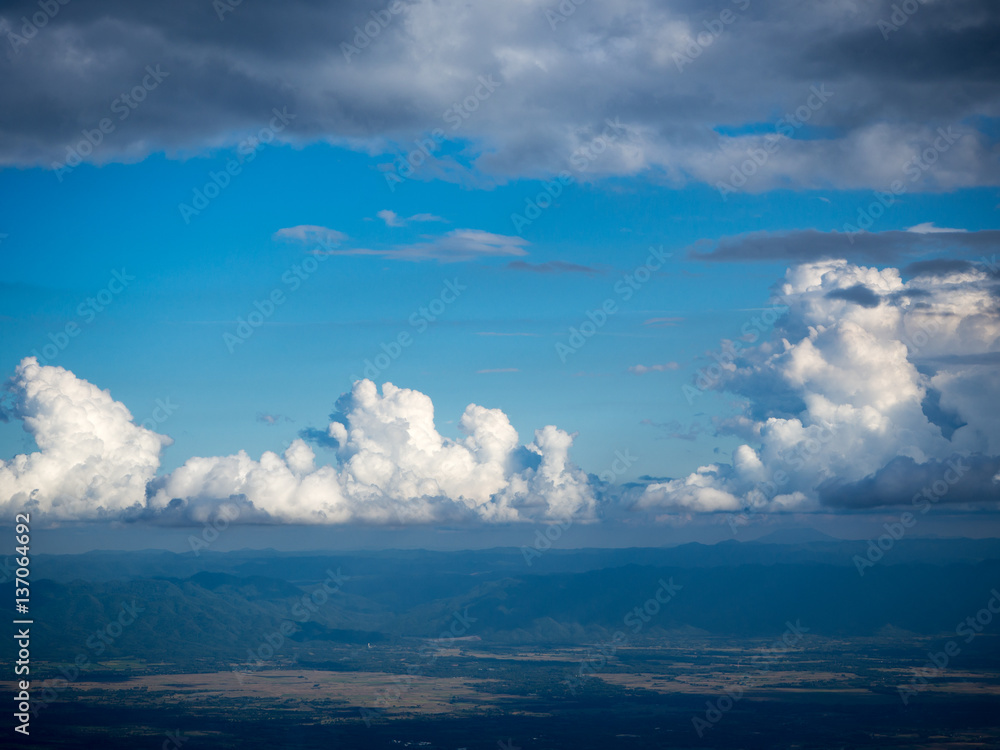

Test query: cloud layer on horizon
[0,360,594,525]
[2,257,998,525]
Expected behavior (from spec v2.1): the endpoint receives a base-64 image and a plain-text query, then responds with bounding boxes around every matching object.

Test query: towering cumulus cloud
[0,358,170,519]
[5,256,996,525]
[638,259,1000,514]
[1,361,594,524]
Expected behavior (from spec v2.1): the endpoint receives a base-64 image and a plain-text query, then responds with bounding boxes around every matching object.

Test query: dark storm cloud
[904,259,980,277]
[1,0,999,188]
[825,283,881,308]
[818,454,1000,509]
[798,1,1000,89]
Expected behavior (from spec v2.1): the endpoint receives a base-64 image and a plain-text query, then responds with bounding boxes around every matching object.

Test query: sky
[1,0,999,550]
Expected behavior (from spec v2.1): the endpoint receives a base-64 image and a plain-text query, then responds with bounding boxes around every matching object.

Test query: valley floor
[8,636,1000,749]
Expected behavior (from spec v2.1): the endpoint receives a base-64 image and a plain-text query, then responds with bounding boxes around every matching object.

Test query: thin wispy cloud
[257,412,292,426]
[376,210,449,228]
[320,229,529,262]
[642,318,684,328]
[377,209,405,227]
[273,225,348,245]
[907,222,968,234]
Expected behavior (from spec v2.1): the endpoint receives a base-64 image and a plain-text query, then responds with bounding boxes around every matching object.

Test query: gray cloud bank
[2,0,999,189]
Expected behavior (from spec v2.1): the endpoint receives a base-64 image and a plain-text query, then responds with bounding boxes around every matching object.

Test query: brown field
[590,669,872,694]
[3,669,529,718]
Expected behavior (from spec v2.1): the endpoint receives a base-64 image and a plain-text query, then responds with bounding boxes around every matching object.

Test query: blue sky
[2,148,995,475]
[1,0,999,546]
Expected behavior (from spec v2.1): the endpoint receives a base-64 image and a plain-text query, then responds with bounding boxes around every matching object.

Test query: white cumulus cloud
[0,358,171,520]
[1,360,594,525]
[638,258,1000,514]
